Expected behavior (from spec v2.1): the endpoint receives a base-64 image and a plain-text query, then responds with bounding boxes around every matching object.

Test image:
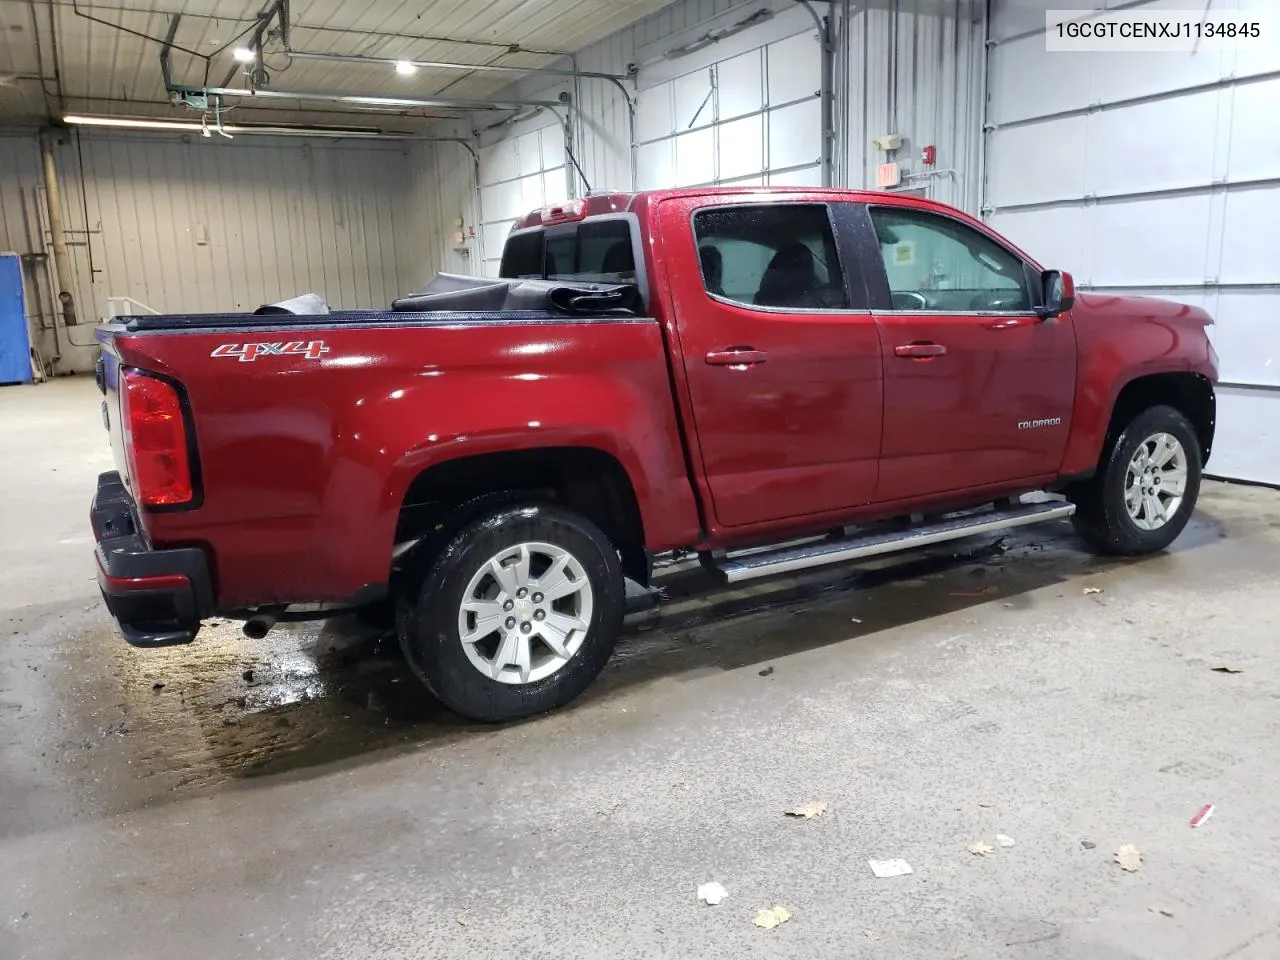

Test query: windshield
[499,219,637,284]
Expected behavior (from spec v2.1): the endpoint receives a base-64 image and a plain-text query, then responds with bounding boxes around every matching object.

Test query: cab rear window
[499,219,636,283]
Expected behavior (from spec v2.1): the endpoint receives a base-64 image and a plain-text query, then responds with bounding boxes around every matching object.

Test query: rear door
[659,196,883,528]
[853,202,1076,501]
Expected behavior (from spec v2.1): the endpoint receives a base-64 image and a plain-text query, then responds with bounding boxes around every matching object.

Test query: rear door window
[691,204,850,310]
[500,219,636,282]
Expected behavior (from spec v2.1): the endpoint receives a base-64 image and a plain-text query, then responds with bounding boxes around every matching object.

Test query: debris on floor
[758,666,775,677]
[1114,844,1142,872]
[995,834,1015,848]
[1080,839,1096,849]
[868,858,913,878]
[951,586,998,598]
[1082,586,1104,595]
[1210,664,1242,674]
[1190,804,1215,828]
[850,617,862,624]
[697,881,727,906]
[1006,920,1060,946]
[151,682,165,691]
[1148,907,1175,918]
[785,801,828,819]
[968,841,995,857]
[242,669,255,683]
[752,905,791,930]
[978,801,994,808]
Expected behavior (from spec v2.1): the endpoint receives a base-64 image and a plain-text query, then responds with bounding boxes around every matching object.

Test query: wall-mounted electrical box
[872,134,902,151]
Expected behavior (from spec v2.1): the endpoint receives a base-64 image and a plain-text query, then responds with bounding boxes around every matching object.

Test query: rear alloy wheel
[399,503,624,722]
[1069,404,1202,555]
[456,541,594,685]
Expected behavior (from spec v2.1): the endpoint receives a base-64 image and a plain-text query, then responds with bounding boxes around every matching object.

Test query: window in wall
[868,207,1031,313]
[692,204,849,309]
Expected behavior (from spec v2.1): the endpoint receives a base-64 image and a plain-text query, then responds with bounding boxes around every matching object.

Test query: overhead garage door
[634,4,824,190]
[983,0,1280,484]
[477,120,571,277]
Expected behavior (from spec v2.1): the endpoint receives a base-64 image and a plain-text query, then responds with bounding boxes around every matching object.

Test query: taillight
[121,370,194,508]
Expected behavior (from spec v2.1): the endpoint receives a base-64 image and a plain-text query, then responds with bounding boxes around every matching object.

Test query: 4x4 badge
[210,341,329,362]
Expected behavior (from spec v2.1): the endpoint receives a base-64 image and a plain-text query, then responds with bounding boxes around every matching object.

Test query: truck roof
[509,186,964,231]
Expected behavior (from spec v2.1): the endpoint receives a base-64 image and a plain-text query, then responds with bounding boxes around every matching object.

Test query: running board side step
[712,501,1076,584]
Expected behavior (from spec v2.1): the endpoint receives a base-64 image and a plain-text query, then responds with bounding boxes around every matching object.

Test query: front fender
[1059,295,1218,476]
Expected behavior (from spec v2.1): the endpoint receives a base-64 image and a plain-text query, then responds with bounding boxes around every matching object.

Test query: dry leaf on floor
[753,906,791,930]
[996,834,1016,848]
[697,881,727,906]
[1114,844,1142,872]
[1211,665,1242,674]
[1083,587,1104,595]
[785,801,828,819]
[968,841,995,856]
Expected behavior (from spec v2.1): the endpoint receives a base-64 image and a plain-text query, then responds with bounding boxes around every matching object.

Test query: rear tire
[397,503,625,722]
[1068,404,1202,555]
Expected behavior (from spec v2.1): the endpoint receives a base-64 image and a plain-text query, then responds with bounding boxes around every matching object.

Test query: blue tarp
[0,254,32,385]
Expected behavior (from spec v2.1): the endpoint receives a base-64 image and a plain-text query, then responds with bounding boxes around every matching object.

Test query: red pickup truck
[92,187,1218,721]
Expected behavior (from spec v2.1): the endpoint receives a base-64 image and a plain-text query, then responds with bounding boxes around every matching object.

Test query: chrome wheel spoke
[1160,471,1187,497]
[535,619,573,660]
[460,599,505,644]
[1143,492,1166,525]
[532,554,573,599]
[1151,435,1177,467]
[488,544,531,596]
[491,631,532,682]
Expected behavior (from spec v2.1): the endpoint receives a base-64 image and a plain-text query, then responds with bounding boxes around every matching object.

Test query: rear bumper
[92,471,213,647]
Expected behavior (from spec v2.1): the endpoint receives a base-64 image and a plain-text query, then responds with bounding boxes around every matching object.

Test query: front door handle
[706,348,768,366]
[893,342,947,358]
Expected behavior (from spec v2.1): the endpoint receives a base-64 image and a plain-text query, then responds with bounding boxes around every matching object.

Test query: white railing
[105,296,161,318]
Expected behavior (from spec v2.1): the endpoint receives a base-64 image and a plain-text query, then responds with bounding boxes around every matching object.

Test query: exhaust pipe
[243,609,283,639]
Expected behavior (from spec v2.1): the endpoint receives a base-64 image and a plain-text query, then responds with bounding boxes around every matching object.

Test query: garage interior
[2,0,1279,956]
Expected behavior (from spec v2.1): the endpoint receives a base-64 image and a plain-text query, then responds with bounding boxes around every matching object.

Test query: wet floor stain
[11,507,1236,821]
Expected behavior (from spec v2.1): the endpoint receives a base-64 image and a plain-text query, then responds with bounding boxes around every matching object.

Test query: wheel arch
[1104,372,1216,468]
[393,446,649,584]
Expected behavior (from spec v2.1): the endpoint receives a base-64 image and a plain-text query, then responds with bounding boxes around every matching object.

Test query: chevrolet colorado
[91,188,1218,721]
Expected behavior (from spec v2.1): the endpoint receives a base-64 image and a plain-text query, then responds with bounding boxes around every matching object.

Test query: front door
[660,198,883,529]
[856,202,1077,502]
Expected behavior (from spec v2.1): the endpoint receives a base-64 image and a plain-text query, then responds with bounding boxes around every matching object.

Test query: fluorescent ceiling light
[232,47,256,63]
[62,114,391,139]
[394,60,417,75]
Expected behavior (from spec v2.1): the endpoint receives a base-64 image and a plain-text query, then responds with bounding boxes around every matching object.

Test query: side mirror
[1037,269,1076,319]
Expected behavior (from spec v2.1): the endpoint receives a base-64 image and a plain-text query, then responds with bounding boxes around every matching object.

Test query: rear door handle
[705,348,768,366]
[893,342,947,358]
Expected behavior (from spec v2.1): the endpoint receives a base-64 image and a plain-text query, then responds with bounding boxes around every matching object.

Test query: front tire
[1068,404,1202,555]
[398,503,625,722]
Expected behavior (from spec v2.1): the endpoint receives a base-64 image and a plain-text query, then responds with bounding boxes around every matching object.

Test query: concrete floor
[3,377,1280,960]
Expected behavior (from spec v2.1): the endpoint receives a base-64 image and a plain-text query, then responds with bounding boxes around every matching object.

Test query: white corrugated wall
[984,0,1280,485]
[0,129,428,373]
[461,0,987,244]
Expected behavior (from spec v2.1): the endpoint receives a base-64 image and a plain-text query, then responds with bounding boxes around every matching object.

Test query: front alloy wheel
[1123,432,1189,531]
[1069,404,1202,556]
